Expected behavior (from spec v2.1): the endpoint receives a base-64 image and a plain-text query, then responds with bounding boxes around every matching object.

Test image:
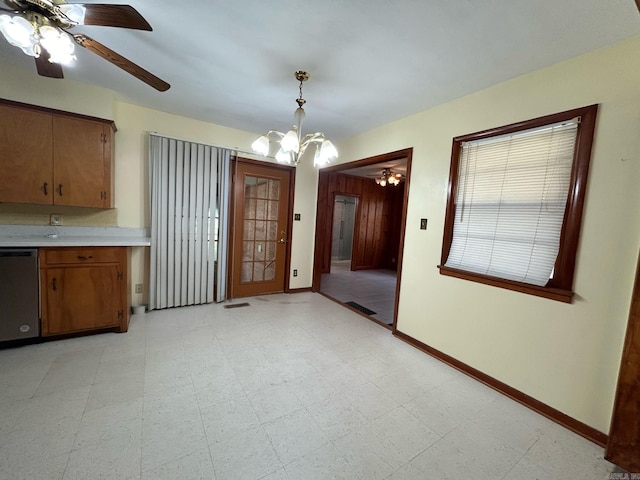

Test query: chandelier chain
[296,77,306,108]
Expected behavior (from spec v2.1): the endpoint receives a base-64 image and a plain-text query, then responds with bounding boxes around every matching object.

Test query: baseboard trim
[393,329,608,447]
[287,287,313,294]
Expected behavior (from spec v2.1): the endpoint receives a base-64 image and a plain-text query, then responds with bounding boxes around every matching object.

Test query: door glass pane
[256,199,267,220]
[242,175,281,284]
[267,221,278,241]
[268,180,280,200]
[267,200,278,220]
[265,262,275,281]
[241,262,253,282]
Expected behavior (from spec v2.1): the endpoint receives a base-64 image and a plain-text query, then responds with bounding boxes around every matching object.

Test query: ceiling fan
[0,0,170,91]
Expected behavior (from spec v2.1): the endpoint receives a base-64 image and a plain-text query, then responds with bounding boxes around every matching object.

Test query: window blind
[149,135,231,310]
[444,119,579,286]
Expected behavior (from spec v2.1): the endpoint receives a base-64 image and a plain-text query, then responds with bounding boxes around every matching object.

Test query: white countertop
[0,226,151,247]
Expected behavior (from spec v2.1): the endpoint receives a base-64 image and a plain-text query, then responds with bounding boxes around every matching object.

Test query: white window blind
[149,134,231,310]
[444,119,579,286]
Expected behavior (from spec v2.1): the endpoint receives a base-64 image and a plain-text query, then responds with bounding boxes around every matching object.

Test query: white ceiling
[1,0,639,144]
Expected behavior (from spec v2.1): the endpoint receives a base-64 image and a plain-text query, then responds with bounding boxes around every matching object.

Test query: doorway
[229,159,293,298]
[332,195,358,266]
[312,148,412,330]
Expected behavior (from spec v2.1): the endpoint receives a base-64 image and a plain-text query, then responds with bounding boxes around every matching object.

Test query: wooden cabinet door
[53,116,109,208]
[42,265,121,335]
[0,105,53,204]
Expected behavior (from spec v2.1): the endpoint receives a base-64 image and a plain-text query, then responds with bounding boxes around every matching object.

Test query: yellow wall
[336,35,640,432]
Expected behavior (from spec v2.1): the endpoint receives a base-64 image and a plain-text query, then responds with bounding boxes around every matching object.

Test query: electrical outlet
[135,284,143,294]
[294,213,301,221]
[293,269,298,277]
[50,214,62,226]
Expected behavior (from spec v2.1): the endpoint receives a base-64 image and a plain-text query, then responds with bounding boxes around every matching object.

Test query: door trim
[312,147,413,332]
[605,250,640,469]
[228,157,295,298]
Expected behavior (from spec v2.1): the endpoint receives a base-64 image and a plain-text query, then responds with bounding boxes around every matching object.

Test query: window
[439,105,598,302]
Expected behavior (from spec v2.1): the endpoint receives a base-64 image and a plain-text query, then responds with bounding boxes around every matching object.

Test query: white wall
[334,35,640,432]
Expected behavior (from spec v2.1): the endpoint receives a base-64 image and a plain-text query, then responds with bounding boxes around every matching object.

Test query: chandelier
[375,168,402,187]
[251,71,338,167]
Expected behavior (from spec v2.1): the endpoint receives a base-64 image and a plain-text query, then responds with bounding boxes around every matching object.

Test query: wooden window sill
[438,265,573,303]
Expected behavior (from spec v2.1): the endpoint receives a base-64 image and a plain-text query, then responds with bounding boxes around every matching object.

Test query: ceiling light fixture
[252,71,338,167]
[0,9,77,65]
[375,168,402,187]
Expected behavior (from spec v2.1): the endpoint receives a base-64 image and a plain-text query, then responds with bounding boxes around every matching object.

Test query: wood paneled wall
[316,172,404,273]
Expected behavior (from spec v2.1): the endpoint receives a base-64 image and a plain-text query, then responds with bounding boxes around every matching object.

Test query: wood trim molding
[287,287,313,294]
[393,329,608,447]
[0,97,117,131]
[605,251,640,470]
[438,266,573,303]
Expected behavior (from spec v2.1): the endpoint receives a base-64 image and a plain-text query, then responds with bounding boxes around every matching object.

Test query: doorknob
[278,231,287,244]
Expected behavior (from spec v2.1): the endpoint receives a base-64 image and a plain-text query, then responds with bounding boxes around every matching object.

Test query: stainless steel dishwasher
[0,248,40,341]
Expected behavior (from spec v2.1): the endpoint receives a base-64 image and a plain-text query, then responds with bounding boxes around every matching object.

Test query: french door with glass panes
[230,160,292,298]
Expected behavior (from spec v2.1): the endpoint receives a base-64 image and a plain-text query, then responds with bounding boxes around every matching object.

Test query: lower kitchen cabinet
[39,247,131,336]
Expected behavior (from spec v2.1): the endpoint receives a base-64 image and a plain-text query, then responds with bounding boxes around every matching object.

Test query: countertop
[0,226,151,247]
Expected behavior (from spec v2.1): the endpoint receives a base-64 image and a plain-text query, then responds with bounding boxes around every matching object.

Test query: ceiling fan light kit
[375,168,402,187]
[0,0,169,91]
[252,70,338,167]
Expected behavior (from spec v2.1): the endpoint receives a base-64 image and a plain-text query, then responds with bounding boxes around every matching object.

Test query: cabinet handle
[41,182,48,196]
[77,255,93,260]
[52,278,57,291]
[56,184,63,196]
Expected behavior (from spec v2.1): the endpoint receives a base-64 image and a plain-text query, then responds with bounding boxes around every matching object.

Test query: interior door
[605,252,640,470]
[230,160,292,298]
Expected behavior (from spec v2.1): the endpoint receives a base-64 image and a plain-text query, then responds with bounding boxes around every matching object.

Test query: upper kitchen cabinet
[0,99,116,208]
[0,103,53,205]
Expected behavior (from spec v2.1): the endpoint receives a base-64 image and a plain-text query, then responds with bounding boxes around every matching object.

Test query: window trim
[438,104,599,303]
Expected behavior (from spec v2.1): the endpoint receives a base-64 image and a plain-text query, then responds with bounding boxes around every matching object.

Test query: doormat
[224,302,250,309]
[344,301,376,316]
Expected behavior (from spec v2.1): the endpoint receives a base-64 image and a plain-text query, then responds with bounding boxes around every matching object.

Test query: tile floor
[320,261,397,325]
[0,292,618,479]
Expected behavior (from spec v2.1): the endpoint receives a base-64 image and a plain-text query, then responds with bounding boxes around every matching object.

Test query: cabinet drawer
[42,247,122,265]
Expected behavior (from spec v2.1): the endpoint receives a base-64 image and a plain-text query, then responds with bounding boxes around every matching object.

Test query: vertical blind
[149,134,231,310]
[444,119,579,286]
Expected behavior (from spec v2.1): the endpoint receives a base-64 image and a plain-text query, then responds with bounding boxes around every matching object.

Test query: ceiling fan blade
[74,34,170,91]
[35,46,64,79]
[59,4,152,30]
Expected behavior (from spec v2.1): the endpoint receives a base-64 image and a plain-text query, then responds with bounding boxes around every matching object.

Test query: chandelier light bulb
[281,127,300,153]
[251,135,270,156]
[275,147,292,164]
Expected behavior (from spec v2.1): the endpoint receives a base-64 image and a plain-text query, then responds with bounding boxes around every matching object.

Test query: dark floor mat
[344,301,377,316]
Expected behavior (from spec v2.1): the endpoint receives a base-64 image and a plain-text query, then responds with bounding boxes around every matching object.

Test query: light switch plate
[420,218,428,230]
